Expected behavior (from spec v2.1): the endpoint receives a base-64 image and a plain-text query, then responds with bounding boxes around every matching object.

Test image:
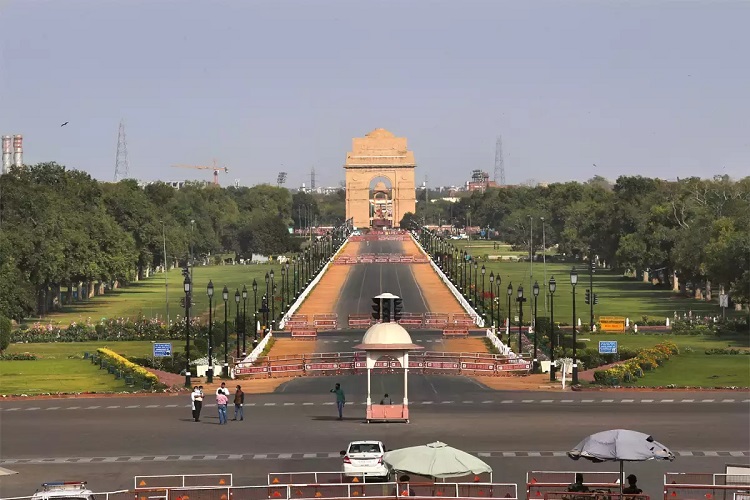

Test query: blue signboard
[153,343,172,357]
[598,341,618,354]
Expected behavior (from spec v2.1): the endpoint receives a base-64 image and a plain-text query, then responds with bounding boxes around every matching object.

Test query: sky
[0,0,748,188]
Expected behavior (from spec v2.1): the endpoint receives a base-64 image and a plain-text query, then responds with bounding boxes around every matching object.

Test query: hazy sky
[1,1,748,188]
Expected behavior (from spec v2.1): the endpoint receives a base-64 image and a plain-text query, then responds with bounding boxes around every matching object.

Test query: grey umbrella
[568,429,675,494]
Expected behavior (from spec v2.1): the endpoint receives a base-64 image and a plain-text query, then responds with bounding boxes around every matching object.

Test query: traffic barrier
[314,319,338,329]
[452,319,475,327]
[525,471,621,500]
[291,330,318,340]
[398,318,423,327]
[348,314,372,328]
[443,328,469,337]
[425,318,449,328]
[234,364,269,376]
[135,474,233,489]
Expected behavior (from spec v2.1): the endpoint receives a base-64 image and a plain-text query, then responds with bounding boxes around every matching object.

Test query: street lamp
[462,251,467,291]
[481,264,486,312]
[265,272,270,300]
[206,280,214,383]
[270,269,275,326]
[494,276,502,338]
[516,285,526,355]
[222,285,229,378]
[549,276,557,382]
[234,289,241,359]
[570,267,579,384]
[532,281,540,372]
[506,283,513,335]
[281,266,286,316]
[473,261,478,305]
[183,274,192,387]
[241,285,248,356]
[489,272,494,327]
[252,279,258,342]
[285,260,290,308]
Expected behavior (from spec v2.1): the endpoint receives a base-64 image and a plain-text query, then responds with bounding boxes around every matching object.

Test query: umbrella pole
[620,461,624,495]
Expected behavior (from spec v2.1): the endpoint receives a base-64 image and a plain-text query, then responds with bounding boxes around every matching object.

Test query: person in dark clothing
[623,475,642,495]
[233,385,244,421]
[330,383,345,420]
[568,473,589,493]
[380,393,393,405]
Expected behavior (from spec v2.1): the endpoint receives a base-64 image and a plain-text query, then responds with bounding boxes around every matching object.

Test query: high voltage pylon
[310,166,316,190]
[494,135,505,186]
[114,120,129,182]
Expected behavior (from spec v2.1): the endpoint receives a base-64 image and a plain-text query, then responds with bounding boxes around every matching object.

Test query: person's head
[384,393,389,398]
[335,383,340,389]
[236,385,241,390]
[221,382,226,387]
[199,385,204,390]
[627,475,637,485]
[575,473,584,484]
[399,475,410,482]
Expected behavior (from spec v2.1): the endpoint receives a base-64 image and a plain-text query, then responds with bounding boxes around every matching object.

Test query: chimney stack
[2,136,11,173]
[12,134,23,168]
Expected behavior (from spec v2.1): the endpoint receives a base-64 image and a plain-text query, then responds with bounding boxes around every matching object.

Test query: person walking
[330,383,345,420]
[216,389,228,424]
[191,386,203,422]
[233,385,244,421]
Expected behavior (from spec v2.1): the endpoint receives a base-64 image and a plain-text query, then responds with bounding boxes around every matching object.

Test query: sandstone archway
[344,129,416,229]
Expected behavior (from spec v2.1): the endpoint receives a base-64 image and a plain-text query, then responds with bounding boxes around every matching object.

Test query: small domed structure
[356,322,421,351]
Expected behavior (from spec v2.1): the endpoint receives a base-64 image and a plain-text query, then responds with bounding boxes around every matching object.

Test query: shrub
[0,315,11,351]
[0,351,37,360]
[97,348,160,386]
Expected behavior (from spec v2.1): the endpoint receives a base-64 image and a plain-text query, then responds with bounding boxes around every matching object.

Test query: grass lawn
[450,261,725,321]
[29,263,290,326]
[581,334,750,387]
[0,341,178,396]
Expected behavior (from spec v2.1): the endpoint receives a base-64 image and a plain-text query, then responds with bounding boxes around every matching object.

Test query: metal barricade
[135,474,233,489]
[526,472,621,500]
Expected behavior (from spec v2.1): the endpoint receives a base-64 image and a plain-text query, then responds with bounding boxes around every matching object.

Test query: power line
[114,120,129,182]
[494,135,505,186]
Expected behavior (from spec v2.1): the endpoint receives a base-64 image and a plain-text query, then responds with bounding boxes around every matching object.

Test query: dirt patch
[296,245,355,317]
[339,241,361,257]
[409,264,464,314]
[266,338,319,357]
[437,337,489,353]
[401,239,425,257]
[473,373,563,391]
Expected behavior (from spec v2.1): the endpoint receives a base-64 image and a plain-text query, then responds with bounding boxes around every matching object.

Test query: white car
[340,440,391,481]
[31,482,94,500]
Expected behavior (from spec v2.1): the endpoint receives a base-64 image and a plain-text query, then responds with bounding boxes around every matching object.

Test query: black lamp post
[462,251,467,291]
[506,283,513,335]
[481,264,486,312]
[285,260,290,307]
[293,257,299,294]
[222,285,229,378]
[532,281,540,372]
[252,279,258,341]
[489,272,494,327]
[571,267,579,384]
[473,261,479,305]
[265,271,270,301]
[549,276,557,382]
[516,285,526,355]
[206,280,214,383]
[270,269,275,327]
[234,289,240,359]
[241,285,248,356]
[281,267,286,316]
[183,274,192,387]
[495,277,502,338]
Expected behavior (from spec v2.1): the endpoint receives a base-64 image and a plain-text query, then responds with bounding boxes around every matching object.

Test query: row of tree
[405,175,750,307]
[0,163,346,320]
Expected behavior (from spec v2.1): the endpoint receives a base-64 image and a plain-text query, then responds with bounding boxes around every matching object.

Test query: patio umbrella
[384,441,492,480]
[568,429,675,494]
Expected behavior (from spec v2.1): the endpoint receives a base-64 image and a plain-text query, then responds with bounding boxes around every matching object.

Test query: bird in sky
[60,121,69,127]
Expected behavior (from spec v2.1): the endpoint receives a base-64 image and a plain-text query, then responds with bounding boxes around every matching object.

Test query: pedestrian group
[190,382,244,425]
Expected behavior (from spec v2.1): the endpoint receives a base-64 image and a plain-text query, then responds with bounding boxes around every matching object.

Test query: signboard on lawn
[598,341,618,354]
[599,316,626,332]
[153,343,172,357]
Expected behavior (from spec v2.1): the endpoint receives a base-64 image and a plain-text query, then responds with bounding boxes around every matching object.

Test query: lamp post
[495,277,501,338]
[571,267,579,384]
[473,260,479,305]
[183,274,192,387]
[265,272,270,301]
[549,276,557,382]
[507,283,513,334]
[285,261,290,309]
[222,285,229,378]
[234,289,241,359]
[206,280,214,383]
[281,266,286,316]
[489,272,494,327]
[532,281,540,372]
[270,269,276,327]
[241,285,248,356]
[252,279,258,341]
[516,285,526,355]
[481,264,486,312]
[462,251,467,291]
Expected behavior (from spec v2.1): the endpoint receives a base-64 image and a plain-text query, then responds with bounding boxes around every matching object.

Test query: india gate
[344,128,417,229]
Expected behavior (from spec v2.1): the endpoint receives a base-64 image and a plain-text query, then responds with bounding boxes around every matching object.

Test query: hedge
[593,341,679,386]
[96,348,160,386]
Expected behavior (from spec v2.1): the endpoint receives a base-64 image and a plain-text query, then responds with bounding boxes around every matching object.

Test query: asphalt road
[0,393,748,497]
[335,240,429,319]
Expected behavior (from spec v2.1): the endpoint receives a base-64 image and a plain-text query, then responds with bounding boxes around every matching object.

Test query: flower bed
[593,341,679,386]
[12,317,208,343]
[95,347,161,387]
[0,352,37,360]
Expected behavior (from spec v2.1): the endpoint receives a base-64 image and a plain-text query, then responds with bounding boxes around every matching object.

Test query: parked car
[340,440,391,481]
[31,482,94,500]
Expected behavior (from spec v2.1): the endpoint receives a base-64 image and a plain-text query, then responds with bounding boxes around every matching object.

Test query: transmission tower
[277,171,287,187]
[310,166,316,190]
[114,120,129,182]
[494,135,505,186]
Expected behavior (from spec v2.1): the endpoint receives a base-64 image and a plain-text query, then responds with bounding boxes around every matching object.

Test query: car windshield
[349,443,381,454]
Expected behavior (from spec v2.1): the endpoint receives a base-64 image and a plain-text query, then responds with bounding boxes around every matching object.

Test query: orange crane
[171,159,228,186]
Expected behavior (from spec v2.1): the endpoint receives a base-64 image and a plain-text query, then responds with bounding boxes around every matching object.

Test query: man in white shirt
[216,382,230,397]
[191,386,203,422]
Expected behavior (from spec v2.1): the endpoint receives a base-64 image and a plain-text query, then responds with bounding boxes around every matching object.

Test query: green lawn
[30,263,291,326]
[450,261,723,321]
[0,341,178,395]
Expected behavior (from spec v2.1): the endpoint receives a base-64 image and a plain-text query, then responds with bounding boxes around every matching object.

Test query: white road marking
[540,400,553,403]
[681,399,694,403]
[641,399,654,403]
[661,399,674,403]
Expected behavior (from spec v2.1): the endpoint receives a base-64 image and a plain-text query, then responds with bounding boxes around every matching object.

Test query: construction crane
[171,159,228,186]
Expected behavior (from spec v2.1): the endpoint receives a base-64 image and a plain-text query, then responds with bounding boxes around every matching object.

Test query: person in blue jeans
[330,383,346,420]
[216,391,228,424]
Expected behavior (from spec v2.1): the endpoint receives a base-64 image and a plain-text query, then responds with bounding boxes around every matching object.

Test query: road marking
[146,404,159,408]
[701,399,715,403]
[165,404,178,408]
[561,400,573,403]
[521,400,534,403]
[661,399,674,403]
[67,407,80,410]
[125,405,139,408]
[46,407,60,410]
[722,399,735,403]
[421,401,433,405]
[540,400,553,403]
[482,400,494,404]
[85,406,100,409]
[581,400,594,403]
[501,400,513,404]
[283,403,296,406]
[602,399,614,403]
[26,407,41,411]
[440,401,454,404]
[681,399,694,403]
[621,399,634,403]
[106,406,120,409]
[264,403,276,406]
[303,402,314,406]
[641,399,653,403]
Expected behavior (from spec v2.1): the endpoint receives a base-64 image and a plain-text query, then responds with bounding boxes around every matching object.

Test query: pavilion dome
[361,322,413,346]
